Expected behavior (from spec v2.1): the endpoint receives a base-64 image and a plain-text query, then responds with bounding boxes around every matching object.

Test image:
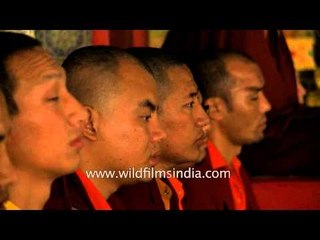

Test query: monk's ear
[204,97,227,121]
[81,106,98,141]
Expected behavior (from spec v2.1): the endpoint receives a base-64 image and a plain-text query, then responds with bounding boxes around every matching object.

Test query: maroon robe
[108,178,180,210]
[44,173,94,210]
[181,148,259,210]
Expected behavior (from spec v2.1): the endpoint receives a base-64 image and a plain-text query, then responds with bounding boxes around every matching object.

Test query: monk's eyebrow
[245,86,264,92]
[139,99,157,112]
[189,91,198,99]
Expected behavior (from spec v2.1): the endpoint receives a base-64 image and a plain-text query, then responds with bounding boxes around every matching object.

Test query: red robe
[181,142,259,210]
[44,172,94,210]
[108,178,180,210]
[44,170,111,210]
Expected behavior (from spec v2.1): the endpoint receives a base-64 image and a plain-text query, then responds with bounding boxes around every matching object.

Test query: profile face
[0,92,15,208]
[5,47,87,178]
[96,58,166,183]
[157,65,210,170]
[220,59,271,145]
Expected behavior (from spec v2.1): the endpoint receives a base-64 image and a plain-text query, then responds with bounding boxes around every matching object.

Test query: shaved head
[126,47,186,103]
[191,49,257,109]
[63,46,150,112]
